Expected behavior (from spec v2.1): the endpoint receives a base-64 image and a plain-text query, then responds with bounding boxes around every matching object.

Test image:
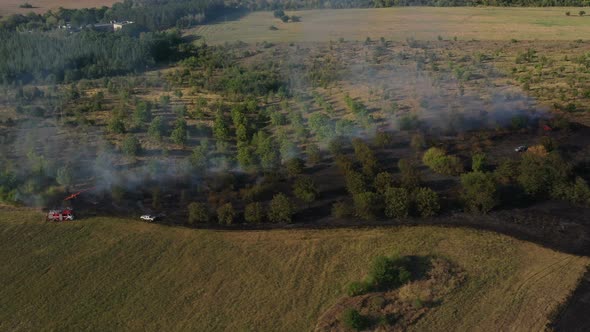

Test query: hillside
[0,208,587,331]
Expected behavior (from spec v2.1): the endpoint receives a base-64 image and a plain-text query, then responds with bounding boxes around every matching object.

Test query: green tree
[56,165,73,189]
[213,112,230,141]
[384,187,410,218]
[133,100,152,125]
[345,171,366,195]
[170,118,188,146]
[148,116,165,141]
[268,193,293,223]
[244,202,265,223]
[414,187,440,217]
[293,176,319,204]
[374,172,393,194]
[108,116,126,134]
[332,201,353,218]
[187,202,209,224]
[353,192,379,220]
[217,203,235,225]
[285,158,304,177]
[122,135,141,156]
[460,172,498,214]
[422,147,463,176]
[398,159,421,189]
[472,153,486,172]
[341,309,369,331]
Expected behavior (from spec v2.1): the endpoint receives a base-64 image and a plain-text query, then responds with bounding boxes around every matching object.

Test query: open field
[0,208,587,331]
[190,7,590,44]
[0,0,117,15]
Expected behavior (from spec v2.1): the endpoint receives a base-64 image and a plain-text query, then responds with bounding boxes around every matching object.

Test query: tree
[245,202,265,223]
[148,116,165,141]
[384,187,410,218]
[285,158,304,177]
[268,193,293,223]
[217,203,235,225]
[188,202,208,224]
[580,10,586,16]
[422,147,463,176]
[306,144,321,166]
[151,187,162,210]
[122,135,141,156]
[293,176,319,204]
[332,201,353,218]
[398,159,421,189]
[374,172,393,194]
[108,116,126,134]
[460,172,498,214]
[517,153,569,197]
[414,187,440,217]
[353,192,379,220]
[133,101,152,125]
[213,112,230,141]
[345,171,366,195]
[56,165,73,189]
[472,153,486,172]
[170,118,187,146]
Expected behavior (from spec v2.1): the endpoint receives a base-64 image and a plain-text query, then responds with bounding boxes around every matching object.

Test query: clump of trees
[422,147,463,176]
[347,255,413,296]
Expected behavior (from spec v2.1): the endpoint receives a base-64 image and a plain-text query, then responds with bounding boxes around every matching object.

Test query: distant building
[112,21,134,31]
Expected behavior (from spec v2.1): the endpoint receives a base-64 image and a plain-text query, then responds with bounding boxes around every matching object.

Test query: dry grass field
[0,0,118,15]
[190,7,590,44]
[0,208,587,331]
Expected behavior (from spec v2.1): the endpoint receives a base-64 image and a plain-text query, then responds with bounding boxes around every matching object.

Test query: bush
[367,255,412,291]
[332,201,353,218]
[293,176,319,204]
[244,202,264,223]
[188,202,209,224]
[353,192,379,220]
[517,153,570,197]
[422,147,463,176]
[384,187,410,218]
[460,172,498,214]
[347,281,370,296]
[552,177,590,206]
[341,308,369,331]
[217,203,235,225]
[414,187,440,217]
[284,158,304,177]
[268,193,293,223]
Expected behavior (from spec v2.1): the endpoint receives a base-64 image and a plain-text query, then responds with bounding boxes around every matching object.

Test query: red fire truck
[47,208,75,221]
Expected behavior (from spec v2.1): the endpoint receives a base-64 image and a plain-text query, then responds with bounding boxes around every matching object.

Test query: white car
[515,145,528,153]
[140,214,157,222]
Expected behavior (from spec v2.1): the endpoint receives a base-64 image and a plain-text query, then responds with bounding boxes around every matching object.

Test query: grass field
[190,7,590,44]
[0,208,587,331]
[0,0,117,15]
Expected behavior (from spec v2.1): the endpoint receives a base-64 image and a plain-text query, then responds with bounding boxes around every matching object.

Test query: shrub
[341,309,369,331]
[293,176,319,204]
[414,187,440,217]
[353,192,379,220]
[216,203,235,225]
[384,187,410,218]
[552,177,590,206]
[347,281,370,296]
[367,255,412,290]
[517,153,570,197]
[332,201,353,218]
[460,172,498,214]
[268,193,293,223]
[188,202,209,224]
[244,202,265,223]
[422,147,463,176]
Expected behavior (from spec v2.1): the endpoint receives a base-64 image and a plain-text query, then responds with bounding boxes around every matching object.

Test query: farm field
[0,208,587,331]
[0,0,118,15]
[189,7,590,44]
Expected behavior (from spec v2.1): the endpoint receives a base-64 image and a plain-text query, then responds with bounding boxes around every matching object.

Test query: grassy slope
[0,208,587,331]
[191,7,590,44]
